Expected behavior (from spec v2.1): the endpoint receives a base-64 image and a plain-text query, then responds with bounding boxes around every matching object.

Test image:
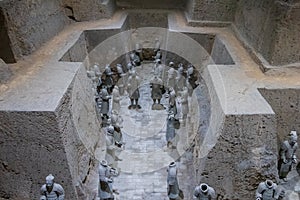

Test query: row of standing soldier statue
[87,60,198,126]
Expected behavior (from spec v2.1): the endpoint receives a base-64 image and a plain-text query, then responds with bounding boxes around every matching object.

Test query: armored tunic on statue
[166,68,176,90]
[166,112,176,145]
[150,76,164,100]
[103,65,114,92]
[127,72,141,100]
[40,183,64,200]
[100,87,111,115]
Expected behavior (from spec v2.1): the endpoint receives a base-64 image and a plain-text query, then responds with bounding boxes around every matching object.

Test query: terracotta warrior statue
[256,179,285,200]
[40,174,64,200]
[278,130,298,182]
[127,70,141,109]
[167,162,180,200]
[193,183,216,200]
[98,160,118,200]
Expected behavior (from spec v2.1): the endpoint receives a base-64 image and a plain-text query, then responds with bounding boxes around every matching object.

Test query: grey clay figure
[255,179,285,200]
[168,87,177,116]
[167,162,180,200]
[175,67,186,93]
[153,59,165,80]
[178,87,189,125]
[105,126,123,167]
[166,110,176,148]
[130,52,141,67]
[98,160,118,200]
[127,70,141,109]
[104,65,114,93]
[116,64,126,95]
[40,174,65,200]
[100,86,111,119]
[193,183,216,200]
[278,130,298,181]
[150,75,164,110]
[112,86,121,113]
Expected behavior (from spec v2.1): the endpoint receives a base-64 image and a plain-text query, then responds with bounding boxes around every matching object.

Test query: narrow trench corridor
[92,63,199,199]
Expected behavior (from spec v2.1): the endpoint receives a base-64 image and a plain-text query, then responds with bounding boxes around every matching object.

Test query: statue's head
[265,180,274,189]
[169,162,176,167]
[288,131,297,145]
[200,183,209,194]
[45,174,54,188]
[100,160,108,167]
[127,63,133,69]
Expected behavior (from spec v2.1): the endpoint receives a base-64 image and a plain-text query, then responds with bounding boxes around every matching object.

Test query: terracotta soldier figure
[175,64,186,94]
[116,64,126,95]
[278,130,298,182]
[93,63,102,78]
[167,162,180,200]
[40,174,64,200]
[150,75,164,110]
[98,160,118,200]
[166,63,176,92]
[193,183,216,200]
[130,51,141,67]
[112,86,121,113]
[100,85,111,120]
[168,87,177,116]
[153,59,165,80]
[103,64,114,94]
[105,125,123,167]
[256,179,285,200]
[127,70,141,109]
[166,110,176,148]
[178,86,189,126]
